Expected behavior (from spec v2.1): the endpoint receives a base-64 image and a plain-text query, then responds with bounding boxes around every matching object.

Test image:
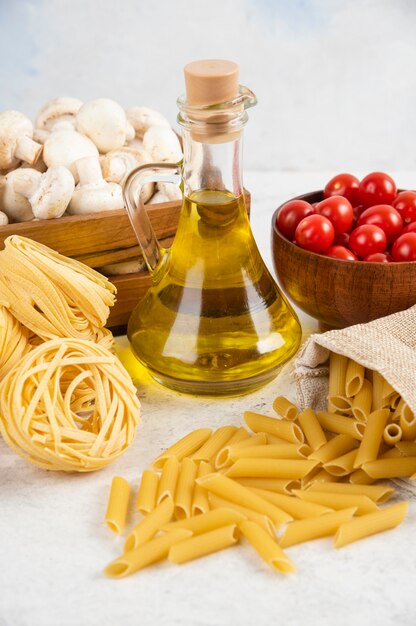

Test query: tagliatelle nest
[0,235,116,343]
[0,305,30,379]
[0,338,141,472]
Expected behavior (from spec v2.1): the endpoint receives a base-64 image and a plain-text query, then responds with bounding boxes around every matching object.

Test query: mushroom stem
[76,156,103,186]
[14,135,42,166]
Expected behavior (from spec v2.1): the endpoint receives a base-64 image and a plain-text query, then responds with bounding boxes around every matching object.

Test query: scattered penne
[324,449,358,476]
[352,379,372,422]
[208,494,276,536]
[225,458,318,480]
[309,434,358,464]
[234,477,301,494]
[297,408,327,451]
[251,487,333,520]
[328,352,348,410]
[383,423,402,446]
[174,457,198,519]
[157,456,180,504]
[334,502,408,548]
[362,457,416,478]
[348,468,375,485]
[244,411,304,443]
[136,470,159,515]
[345,360,364,398]
[316,412,365,440]
[279,508,357,548]
[168,524,239,564]
[124,495,174,552]
[306,482,394,503]
[229,443,311,461]
[239,520,296,574]
[192,461,212,516]
[191,426,237,462]
[272,396,298,421]
[152,428,212,469]
[215,432,267,469]
[105,476,131,535]
[293,489,378,516]
[353,409,390,468]
[162,507,246,535]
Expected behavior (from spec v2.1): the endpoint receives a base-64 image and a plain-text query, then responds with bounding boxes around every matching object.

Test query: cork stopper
[184,60,239,106]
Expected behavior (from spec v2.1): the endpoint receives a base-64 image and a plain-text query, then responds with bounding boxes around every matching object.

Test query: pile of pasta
[0,235,141,471]
[103,357,413,577]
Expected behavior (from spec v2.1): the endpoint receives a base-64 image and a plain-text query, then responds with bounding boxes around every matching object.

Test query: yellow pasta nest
[0,338,141,472]
[0,235,116,343]
[0,305,30,379]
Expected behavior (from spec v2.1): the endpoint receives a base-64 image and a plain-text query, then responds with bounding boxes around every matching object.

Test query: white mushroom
[100,258,146,276]
[12,166,75,219]
[125,121,135,143]
[0,111,43,170]
[68,155,124,214]
[125,137,144,150]
[143,126,183,163]
[21,156,47,173]
[32,128,51,144]
[99,147,154,202]
[0,168,40,222]
[147,190,170,205]
[126,106,170,139]
[76,98,130,153]
[0,211,8,225]
[35,97,83,132]
[43,129,98,182]
[156,181,182,202]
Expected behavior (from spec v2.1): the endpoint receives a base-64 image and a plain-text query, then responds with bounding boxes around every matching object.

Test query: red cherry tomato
[325,245,358,261]
[334,232,350,247]
[358,172,397,207]
[295,214,335,253]
[402,221,416,235]
[392,233,416,262]
[349,224,387,258]
[324,173,360,205]
[363,252,392,262]
[358,204,403,243]
[316,195,354,234]
[277,200,315,240]
[392,191,416,224]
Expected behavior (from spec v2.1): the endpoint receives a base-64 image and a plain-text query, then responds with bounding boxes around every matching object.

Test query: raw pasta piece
[265,433,290,445]
[325,449,358,476]
[225,458,318,479]
[381,378,396,406]
[345,360,364,398]
[229,443,311,461]
[191,426,237,461]
[306,482,394,503]
[162,507,246,535]
[297,409,327,451]
[272,396,298,421]
[395,441,416,457]
[400,408,416,441]
[334,502,408,548]
[192,461,212,515]
[371,371,385,411]
[174,457,198,519]
[136,470,159,514]
[244,411,304,443]
[316,412,365,440]
[349,468,375,485]
[235,478,301,494]
[239,520,296,574]
[105,476,131,534]
[156,457,180,504]
[215,433,267,469]
[362,457,416,478]
[352,379,372,422]
[208,494,275,536]
[124,496,174,552]
[392,398,406,422]
[169,524,239,564]
[251,487,332,519]
[104,529,192,578]
[293,489,378,515]
[353,409,390,469]
[0,306,30,379]
[383,423,402,446]
[309,434,358,464]
[303,469,340,486]
[152,428,212,469]
[328,352,348,410]
[279,508,356,548]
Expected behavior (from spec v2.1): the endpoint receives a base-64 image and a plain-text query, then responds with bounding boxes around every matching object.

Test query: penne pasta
[383,423,402,446]
[105,476,131,535]
[316,412,365,440]
[345,360,364,398]
[157,456,180,505]
[334,502,408,548]
[265,433,292,444]
[208,494,276,536]
[239,520,296,574]
[303,468,340,486]
[124,495,174,552]
[168,524,239,564]
[306,482,394,503]
[225,458,318,480]
[352,379,372,422]
[362,457,416,478]
[279,508,357,548]
[325,449,358,476]
[196,473,293,525]
[192,461,212,516]
[136,469,159,515]
[191,426,238,462]
[229,443,311,461]
[293,489,378,516]
[272,396,298,421]
[309,434,358,464]
[328,395,351,412]
[152,428,212,469]
[379,447,402,459]
[251,487,333,519]
[371,371,385,411]
[297,408,327,451]
[395,441,416,457]
[392,397,406,422]
[389,393,401,410]
[381,378,396,406]
[104,529,192,578]
[174,457,198,519]
[162,507,247,535]
[400,407,416,441]
[353,409,390,469]
[235,477,301,494]
[328,352,348,410]
[349,468,375,485]
[215,432,267,469]
[244,411,304,443]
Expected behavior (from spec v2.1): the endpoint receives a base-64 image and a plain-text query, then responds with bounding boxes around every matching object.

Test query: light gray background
[0,0,415,170]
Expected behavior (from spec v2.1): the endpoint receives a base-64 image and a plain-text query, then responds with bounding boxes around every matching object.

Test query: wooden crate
[0,192,251,331]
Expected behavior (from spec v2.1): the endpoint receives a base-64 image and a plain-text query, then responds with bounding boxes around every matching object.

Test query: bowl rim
[272,189,415,266]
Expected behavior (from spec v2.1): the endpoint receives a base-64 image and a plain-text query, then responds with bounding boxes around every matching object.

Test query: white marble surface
[1,171,416,626]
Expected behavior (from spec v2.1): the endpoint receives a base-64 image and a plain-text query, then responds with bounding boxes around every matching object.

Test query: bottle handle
[122,163,182,273]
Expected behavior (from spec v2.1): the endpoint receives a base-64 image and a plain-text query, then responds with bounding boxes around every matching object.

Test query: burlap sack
[294,305,416,496]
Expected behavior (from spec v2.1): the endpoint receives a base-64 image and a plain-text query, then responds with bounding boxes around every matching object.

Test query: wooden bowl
[271,190,416,329]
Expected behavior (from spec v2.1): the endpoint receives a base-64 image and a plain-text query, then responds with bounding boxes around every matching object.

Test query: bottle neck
[181,128,243,199]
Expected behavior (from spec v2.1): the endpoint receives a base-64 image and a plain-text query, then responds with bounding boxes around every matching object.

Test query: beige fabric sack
[294,305,416,496]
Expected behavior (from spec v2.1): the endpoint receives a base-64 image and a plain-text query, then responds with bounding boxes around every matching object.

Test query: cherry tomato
[316,195,354,234]
[325,245,357,261]
[295,214,335,253]
[277,200,315,240]
[324,173,360,205]
[402,221,416,235]
[358,204,403,243]
[358,172,397,207]
[363,252,392,262]
[392,191,416,224]
[392,233,416,262]
[349,224,387,258]
[334,232,350,247]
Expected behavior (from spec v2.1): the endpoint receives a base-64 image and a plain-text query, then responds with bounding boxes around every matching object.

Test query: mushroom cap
[100,147,152,183]
[157,180,182,202]
[126,106,170,139]
[142,126,183,163]
[31,166,75,219]
[0,211,8,226]
[35,97,83,131]
[68,181,124,215]
[0,111,34,170]
[43,129,98,181]
[76,98,128,153]
[0,168,40,222]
